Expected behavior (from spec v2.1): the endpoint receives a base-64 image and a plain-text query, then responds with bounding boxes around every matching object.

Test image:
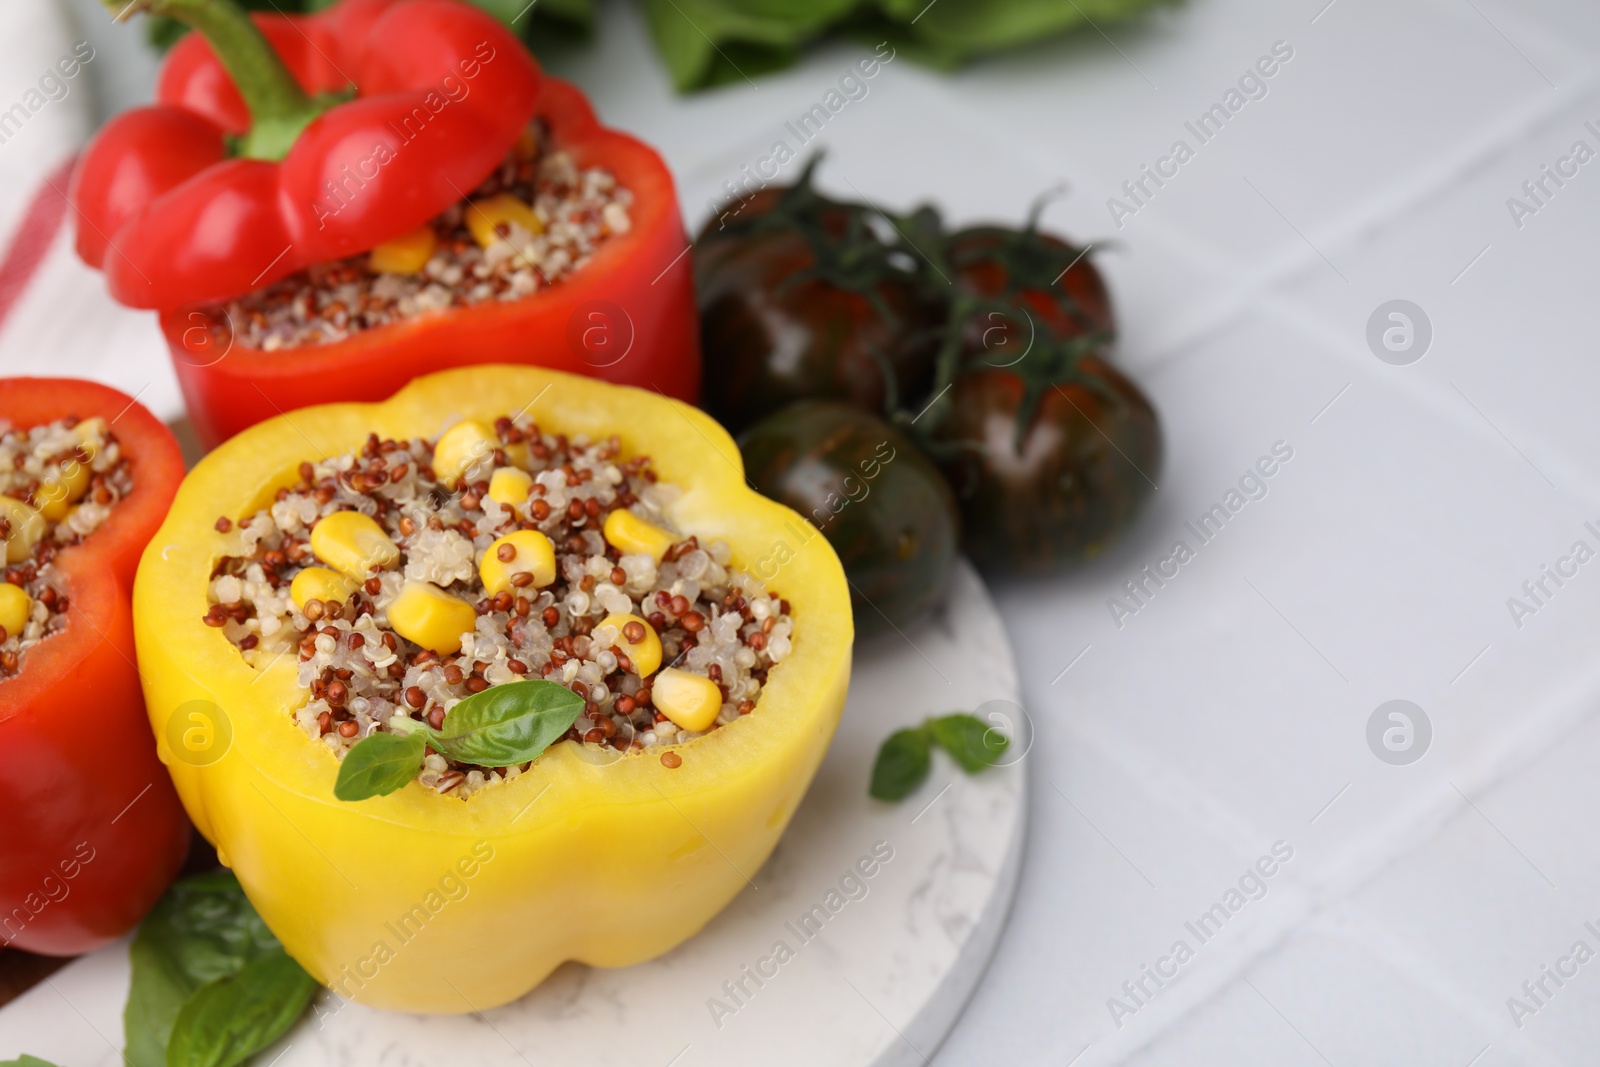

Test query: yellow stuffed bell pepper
[133,365,852,1012]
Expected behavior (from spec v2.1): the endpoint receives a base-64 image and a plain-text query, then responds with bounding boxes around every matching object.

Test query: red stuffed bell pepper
[0,379,190,956]
[71,0,699,449]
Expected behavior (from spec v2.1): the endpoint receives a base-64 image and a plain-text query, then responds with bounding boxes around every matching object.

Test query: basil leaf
[431,680,584,767]
[639,0,853,91]
[928,713,1008,773]
[1,1056,61,1066]
[125,873,282,1067]
[165,949,319,1067]
[333,730,428,801]
[639,0,1169,90]
[895,0,1172,56]
[870,726,932,801]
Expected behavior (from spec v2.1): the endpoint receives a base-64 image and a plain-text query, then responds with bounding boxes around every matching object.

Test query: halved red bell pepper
[72,0,540,310]
[163,78,701,449]
[0,379,190,956]
[72,0,699,450]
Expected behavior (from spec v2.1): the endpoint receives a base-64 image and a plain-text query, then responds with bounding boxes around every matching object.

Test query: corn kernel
[289,566,359,612]
[598,612,661,677]
[310,511,399,580]
[0,581,32,637]
[502,441,531,468]
[368,225,438,275]
[652,668,722,733]
[388,581,477,655]
[73,417,107,460]
[35,459,91,521]
[479,530,555,595]
[465,194,543,249]
[487,467,533,507]
[433,419,498,487]
[0,496,45,565]
[602,509,676,561]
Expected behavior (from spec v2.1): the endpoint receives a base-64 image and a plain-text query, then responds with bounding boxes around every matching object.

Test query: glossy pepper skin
[163,79,701,449]
[70,0,541,310]
[133,366,851,1011]
[0,379,190,956]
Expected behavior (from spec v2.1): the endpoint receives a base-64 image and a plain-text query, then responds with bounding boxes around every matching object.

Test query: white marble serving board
[0,560,1025,1067]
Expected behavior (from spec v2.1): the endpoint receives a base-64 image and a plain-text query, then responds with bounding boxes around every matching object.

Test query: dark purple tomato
[945,225,1113,346]
[934,357,1161,572]
[740,402,959,638]
[694,182,943,434]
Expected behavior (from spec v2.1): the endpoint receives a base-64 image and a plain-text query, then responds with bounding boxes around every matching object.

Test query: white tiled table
[8,0,1600,1062]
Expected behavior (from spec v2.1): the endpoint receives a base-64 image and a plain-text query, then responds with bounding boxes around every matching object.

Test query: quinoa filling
[0,416,131,680]
[222,122,632,352]
[209,416,793,799]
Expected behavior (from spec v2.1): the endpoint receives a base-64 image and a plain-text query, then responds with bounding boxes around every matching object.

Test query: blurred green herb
[144,0,1173,93]
[125,872,316,1067]
[146,0,594,52]
[870,726,932,800]
[927,712,1004,773]
[644,0,1177,91]
[869,711,1009,800]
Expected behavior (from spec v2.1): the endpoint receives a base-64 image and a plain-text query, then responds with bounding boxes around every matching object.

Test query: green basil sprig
[334,680,585,801]
[871,727,933,801]
[333,730,432,802]
[926,714,1003,773]
[641,0,1172,92]
[124,872,317,1067]
[870,712,1010,801]
[0,1055,61,1066]
[166,950,319,1067]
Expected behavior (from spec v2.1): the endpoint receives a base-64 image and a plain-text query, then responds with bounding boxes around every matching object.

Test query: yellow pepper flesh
[132,366,852,1013]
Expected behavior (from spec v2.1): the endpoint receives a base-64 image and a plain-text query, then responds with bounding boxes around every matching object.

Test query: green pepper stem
[110,0,328,160]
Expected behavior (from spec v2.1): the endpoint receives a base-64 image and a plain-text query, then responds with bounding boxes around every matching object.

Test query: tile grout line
[926,64,1600,386]
[1045,649,1600,1066]
[1126,59,1600,374]
[1255,293,1600,509]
